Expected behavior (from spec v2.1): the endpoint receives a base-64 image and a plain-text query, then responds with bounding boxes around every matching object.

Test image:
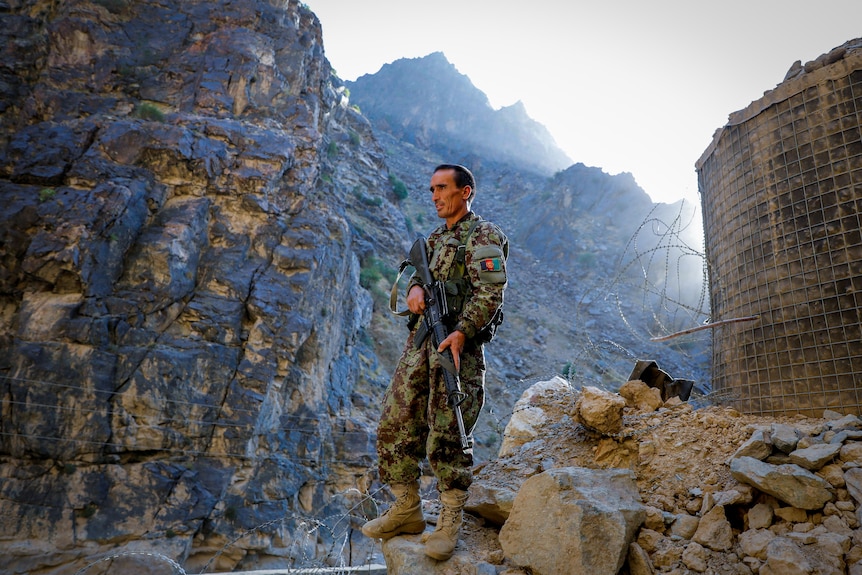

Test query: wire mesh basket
[696,43,862,416]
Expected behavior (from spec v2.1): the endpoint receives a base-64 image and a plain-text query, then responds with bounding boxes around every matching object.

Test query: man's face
[429,168,471,225]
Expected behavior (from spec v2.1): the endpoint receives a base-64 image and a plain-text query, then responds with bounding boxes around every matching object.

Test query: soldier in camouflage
[361,164,508,561]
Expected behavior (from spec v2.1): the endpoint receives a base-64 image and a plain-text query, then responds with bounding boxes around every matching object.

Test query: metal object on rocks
[628,360,694,402]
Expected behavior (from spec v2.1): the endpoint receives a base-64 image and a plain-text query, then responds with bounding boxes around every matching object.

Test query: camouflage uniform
[376,211,508,492]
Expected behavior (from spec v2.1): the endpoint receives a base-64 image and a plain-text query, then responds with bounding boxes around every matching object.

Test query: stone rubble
[386,377,862,575]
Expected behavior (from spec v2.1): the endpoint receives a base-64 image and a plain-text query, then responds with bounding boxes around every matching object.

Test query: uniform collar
[443,211,477,231]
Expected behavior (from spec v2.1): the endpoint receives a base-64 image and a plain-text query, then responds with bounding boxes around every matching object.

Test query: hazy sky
[303,0,862,205]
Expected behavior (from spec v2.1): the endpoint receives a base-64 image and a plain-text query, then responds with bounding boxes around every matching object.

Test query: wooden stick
[650,315,760,342]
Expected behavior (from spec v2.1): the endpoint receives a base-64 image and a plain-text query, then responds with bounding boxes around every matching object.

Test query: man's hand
[438,330,466,371]
[407,285,426,315]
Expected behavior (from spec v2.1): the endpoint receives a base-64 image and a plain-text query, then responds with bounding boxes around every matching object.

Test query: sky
[302,0,862,206]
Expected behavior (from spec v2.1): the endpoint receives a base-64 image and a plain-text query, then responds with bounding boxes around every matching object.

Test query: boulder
[728,428,772,462]
[499,467,644,575]
[730,456,833,510]
[574,385,625,435]
[692,504,733,551]
[499,377,571,457]
[788,442,842,470]
[619,379,663,413]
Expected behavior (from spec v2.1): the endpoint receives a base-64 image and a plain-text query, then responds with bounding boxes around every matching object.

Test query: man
[361,164,508,561]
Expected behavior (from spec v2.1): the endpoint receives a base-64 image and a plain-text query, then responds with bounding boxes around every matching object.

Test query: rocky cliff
[0,0,404,571]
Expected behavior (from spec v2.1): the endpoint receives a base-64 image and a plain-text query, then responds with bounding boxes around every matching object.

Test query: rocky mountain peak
[346,52,572,175]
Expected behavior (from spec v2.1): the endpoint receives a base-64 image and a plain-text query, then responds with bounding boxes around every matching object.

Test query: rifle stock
[408,237,473,454]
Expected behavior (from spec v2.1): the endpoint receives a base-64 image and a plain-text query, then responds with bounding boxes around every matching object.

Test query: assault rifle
[408,236,473,454]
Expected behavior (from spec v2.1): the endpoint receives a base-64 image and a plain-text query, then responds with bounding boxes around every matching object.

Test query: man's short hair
[434,164,476,201]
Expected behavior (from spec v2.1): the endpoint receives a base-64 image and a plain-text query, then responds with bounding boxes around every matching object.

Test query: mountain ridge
[346,51,572,175]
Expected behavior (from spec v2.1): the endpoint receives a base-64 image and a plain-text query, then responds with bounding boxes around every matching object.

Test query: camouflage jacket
[410,212,508,340]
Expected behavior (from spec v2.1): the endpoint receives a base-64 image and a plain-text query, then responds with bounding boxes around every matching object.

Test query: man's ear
[462,185,472,200]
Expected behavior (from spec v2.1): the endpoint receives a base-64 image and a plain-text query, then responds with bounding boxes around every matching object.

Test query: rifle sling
[389,258,414,317]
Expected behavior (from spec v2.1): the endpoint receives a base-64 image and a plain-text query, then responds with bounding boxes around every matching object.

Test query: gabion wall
[696,42,862,416]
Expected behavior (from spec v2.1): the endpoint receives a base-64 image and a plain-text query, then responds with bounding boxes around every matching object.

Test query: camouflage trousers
[376,325,485,492]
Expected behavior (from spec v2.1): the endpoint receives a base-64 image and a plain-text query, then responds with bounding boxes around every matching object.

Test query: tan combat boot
[361,481,425,540]
[423,488,468,561]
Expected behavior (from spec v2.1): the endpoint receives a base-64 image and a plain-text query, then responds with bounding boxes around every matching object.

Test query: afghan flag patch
[480,257,502,272]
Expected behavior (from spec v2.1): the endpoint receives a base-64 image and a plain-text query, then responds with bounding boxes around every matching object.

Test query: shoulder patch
[473,244,507,284]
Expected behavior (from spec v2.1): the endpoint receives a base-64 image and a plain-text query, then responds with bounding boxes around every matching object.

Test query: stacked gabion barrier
[696,39,862,416]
